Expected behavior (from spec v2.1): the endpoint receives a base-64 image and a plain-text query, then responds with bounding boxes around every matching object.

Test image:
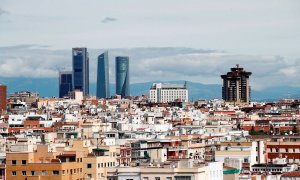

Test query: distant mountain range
[1,77,299,102]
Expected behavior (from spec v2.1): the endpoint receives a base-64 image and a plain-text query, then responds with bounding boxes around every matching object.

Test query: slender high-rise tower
[96,52,110,98]
[115,56,130,98]
[72,48,89,95]
[221,64,252,104]
[59,71,73,98]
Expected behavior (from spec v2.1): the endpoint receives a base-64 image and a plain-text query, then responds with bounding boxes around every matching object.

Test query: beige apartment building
[6,145,85,180]
[83,145,119,180]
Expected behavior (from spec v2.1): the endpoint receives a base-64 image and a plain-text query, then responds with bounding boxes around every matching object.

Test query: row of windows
[11,160,26,165]
[138,176,190,180]
[150,93,187,97]
[87,162,116,168]
[252,168,282,172]
[11,170,59,176]
[11,168,83,176]
[269,148,299,153]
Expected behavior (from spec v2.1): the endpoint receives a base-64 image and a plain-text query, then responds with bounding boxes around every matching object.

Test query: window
[87,174,92,178]
[22,171,26,176]
[12,160,16,165]
[22,160,27,165]
[143,177,149,180]
[31,171,37,176]
[244,158,249,163]
[12,171,16,176]
[53,170,59,176]
[155,177,160,180]
[87,163,92,168]
[42,170,46,176]
[175,176,191,180]
[62,170,65,175]
[286,148,289,153]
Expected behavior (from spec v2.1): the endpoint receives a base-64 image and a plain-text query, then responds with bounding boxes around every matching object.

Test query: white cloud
[279,67,298,77]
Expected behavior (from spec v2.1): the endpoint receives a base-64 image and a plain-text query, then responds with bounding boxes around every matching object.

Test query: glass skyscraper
[115,56,130,97]
[72,48,89,95]
[96,52,110,98]
[59,71,73,98]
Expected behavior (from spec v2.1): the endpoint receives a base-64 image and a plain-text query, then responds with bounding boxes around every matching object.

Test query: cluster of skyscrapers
[59,48,130,99]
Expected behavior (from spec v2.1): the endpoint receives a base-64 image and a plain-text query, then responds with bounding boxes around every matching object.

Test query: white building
[149,83,188,103]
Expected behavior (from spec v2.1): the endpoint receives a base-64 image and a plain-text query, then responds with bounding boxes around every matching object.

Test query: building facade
[97,52,110,99]
[59,71,73,98]
[221,64,252,104]
[149,83,188,103]
[0,85,6,114]
[115,56,130,98]
[72,47,89,96]
[6,145,85,180]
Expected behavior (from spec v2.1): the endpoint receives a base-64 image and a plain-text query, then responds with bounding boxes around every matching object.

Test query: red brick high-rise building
[0,85,7,114]
[221,64,252,104]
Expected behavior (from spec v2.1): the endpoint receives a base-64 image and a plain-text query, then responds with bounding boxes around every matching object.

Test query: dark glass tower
[72,48,89,95]
[59,71,73,98]
[115,56,130,97]
[221,64,252,104]
[96,52,110,98]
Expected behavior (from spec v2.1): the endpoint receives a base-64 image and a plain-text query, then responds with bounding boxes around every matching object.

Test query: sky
[0,0,300,91]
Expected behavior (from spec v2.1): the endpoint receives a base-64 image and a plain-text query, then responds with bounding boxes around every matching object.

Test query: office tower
[221,64,252,104]
[72,47,89,96]
[149,83,188,103]
[0,85,6,114]
[96,52,110,98]
[59,71,73,98]
[115,56,130,97]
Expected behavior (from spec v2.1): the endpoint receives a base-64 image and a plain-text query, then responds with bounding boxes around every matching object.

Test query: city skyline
[0,46,300,95]
[1,1,300,180]
[0,0,300,92]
